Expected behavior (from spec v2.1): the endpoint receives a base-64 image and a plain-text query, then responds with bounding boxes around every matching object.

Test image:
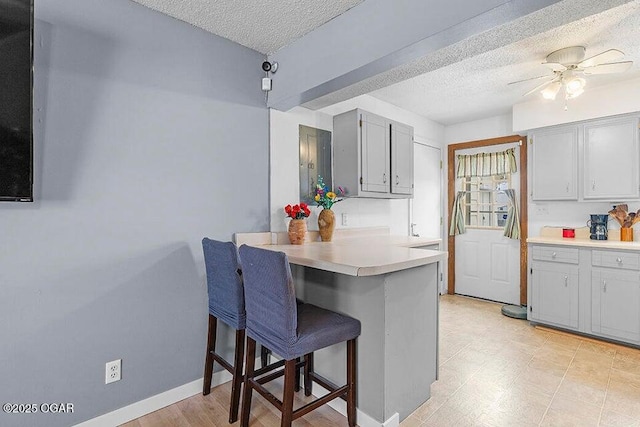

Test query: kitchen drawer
[531,246,579,264]
[592,250,640,271]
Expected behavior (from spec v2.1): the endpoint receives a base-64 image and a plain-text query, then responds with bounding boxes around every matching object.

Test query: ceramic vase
[288,219,307,245]
[621,227,634,242]
[318,208,335,242]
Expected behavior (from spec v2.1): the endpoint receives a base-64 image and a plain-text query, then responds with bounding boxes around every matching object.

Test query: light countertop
[254,235,446,277]
[527,236,640,251]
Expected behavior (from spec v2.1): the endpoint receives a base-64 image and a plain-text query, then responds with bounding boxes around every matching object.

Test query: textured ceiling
[342,1,640,124]
[130,0,640,124]
[129,0,363,54]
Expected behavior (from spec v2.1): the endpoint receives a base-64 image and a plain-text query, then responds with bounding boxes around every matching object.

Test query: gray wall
[0,0,269,426]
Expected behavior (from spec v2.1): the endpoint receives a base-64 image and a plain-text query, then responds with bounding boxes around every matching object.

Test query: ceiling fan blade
[542,62,566,72]
[522,78,558,97]
[507,74,554,85]
[578,49,625,68]
[582,61,633,75]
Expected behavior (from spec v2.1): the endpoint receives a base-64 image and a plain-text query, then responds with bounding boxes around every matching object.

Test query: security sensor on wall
[262,61,278,73]
[261,60,278,92]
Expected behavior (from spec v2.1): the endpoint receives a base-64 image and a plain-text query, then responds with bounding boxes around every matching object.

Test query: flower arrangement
[314,175,345,210]
[284,202,311,219]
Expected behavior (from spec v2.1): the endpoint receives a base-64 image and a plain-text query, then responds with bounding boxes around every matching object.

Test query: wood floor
[122,295,640,426]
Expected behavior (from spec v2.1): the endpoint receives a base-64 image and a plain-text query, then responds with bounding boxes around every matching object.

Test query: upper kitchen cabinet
[390,121,414,195]
[530,127,578,201]
[583,116,640,200]
[333,109,414,198]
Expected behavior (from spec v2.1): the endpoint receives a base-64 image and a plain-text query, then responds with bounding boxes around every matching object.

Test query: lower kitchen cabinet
[528,243,640,347]
[591,268,640,344]
[530,261,579,329]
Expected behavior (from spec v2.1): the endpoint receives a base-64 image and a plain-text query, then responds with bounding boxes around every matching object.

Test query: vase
[621,227,634,242]
[318,208,335,242]
[288,219,307,245]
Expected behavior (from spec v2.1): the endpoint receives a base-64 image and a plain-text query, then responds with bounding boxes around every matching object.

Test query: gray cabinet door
[592,268,640,343]
[531,261,579,329]
[583,116,640,200]
[391,122,413,195]
[361,112,390,193]
[531,126,578,200]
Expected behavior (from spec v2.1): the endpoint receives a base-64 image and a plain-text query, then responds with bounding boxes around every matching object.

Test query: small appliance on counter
[562,227,575,238]
[588,214,609,240]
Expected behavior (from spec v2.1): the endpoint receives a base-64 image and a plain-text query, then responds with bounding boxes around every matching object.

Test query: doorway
[447,135,528,305]
[411,140,444,292]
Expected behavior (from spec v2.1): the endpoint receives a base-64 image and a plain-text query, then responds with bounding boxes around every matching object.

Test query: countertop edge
[527,236,640,251]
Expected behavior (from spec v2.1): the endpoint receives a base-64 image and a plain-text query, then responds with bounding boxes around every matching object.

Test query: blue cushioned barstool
[202,238,247,423]
[202,239,287,423]
[238,245,361,427]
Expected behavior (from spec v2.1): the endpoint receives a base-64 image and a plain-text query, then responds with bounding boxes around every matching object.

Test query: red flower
[284,203,311,219]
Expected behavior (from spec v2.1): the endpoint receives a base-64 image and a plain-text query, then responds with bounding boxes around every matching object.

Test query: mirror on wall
[299,125,332,203]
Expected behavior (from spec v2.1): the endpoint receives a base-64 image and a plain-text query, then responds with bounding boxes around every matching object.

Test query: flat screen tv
[0,0,33,202]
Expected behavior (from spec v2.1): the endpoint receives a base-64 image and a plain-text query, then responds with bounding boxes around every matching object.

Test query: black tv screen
[0,0,33,202]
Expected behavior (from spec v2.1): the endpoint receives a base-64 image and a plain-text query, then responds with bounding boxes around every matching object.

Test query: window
[461,174,511,228]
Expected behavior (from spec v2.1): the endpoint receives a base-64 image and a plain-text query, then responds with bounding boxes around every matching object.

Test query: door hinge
[359,176,363,184]
[440,160,443,169]
[529,306,532,312]
[530,268,533,274]
[359,119,363,127]
[440,217,443,225]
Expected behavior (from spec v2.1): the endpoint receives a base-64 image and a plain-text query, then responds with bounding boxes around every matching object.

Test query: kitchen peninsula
[235,231,446,425]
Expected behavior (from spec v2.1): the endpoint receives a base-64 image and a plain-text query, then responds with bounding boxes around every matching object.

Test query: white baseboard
[73,370,232,427]
[75,360,399,427]
[311,382,399,427]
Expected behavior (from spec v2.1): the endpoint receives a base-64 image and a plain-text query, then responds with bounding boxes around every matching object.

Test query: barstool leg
[347,339,357,427]
[295,357,301,392]
[203,315,217,395]
[281,359,297,427]
[303,352,313,396]
[260,346,270,368]
[229,329,245,423]
[240,337,257,427]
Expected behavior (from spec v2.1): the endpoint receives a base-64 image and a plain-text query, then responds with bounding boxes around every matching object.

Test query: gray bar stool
[238,244,361,427]
[202,238,282,423]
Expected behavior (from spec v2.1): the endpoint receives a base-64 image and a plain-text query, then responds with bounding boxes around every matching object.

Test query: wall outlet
[342,213,348,226]
[105,359,121,384]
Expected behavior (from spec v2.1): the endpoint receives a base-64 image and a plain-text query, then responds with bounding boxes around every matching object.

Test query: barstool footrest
[308,372,348,402]
[248,378,284,411]
[292,385,349,420]
[255,359,304,385]
[210,352,234,374]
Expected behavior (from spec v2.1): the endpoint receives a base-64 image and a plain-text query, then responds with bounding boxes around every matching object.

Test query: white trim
[382,412,400,427]
[73,370,233,427]
[311,382,399,427]
[74,358,400,427]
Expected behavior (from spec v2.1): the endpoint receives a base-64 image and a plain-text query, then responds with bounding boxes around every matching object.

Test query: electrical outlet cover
[105,359,121,384]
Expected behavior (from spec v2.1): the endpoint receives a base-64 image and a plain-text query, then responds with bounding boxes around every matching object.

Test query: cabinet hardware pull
[566,183,569,193]
[383,173,387,183]
[396,175,399,185]
[592,180,596,190]
[603,280,607,292]
[552,252,557,258]
[564,276,568,287]
[617,257,622,263]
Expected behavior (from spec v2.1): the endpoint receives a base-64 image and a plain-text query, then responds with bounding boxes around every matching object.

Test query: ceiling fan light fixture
[565,77,586,97]
[541,81,561,100]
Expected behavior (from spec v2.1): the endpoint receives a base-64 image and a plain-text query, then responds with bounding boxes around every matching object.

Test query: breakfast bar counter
[237,232,446,426]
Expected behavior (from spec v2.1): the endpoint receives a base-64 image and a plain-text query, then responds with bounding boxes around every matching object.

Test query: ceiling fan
[509,46,633,100]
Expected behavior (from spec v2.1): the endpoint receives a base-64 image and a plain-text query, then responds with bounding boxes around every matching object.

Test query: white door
[411,142,442,239]
[454,144,521,305]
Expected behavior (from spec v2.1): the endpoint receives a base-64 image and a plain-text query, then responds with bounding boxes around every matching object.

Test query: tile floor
[402,295,640,427]
[124,295,640,426]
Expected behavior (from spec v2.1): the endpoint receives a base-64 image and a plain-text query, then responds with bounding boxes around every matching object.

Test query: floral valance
[456,148,517,178]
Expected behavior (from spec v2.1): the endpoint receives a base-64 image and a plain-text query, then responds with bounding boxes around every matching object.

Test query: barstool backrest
[202,238,245,329]
[238,245,298,350]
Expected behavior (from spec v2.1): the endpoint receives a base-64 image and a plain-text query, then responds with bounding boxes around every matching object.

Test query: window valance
[456,148,517,178]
